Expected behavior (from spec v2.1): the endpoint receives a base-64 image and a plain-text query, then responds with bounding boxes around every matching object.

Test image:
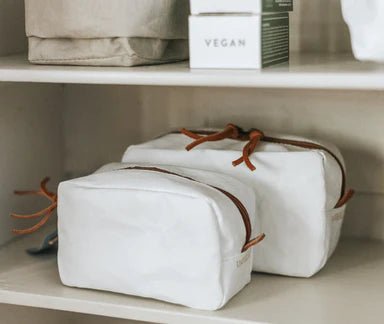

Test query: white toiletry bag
[58,163,263,310]
[122,125,354,278]
[25,0,189,66]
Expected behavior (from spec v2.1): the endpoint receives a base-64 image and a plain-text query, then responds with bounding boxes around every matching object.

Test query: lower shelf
[0,231,382,324]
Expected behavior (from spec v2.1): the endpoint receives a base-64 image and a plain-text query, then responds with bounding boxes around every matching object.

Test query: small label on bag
[237,250,251,268]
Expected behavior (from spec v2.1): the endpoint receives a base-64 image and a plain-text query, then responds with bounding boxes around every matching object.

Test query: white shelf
[0,232,383,324]
[1,53,384,90]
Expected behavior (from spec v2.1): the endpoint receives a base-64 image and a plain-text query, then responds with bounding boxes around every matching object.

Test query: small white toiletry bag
[122,125,354,277]
[58,163,263,310]
[25,0,189,66]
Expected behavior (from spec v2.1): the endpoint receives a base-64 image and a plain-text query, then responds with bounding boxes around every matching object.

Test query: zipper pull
[335,189,355,208]
[242,233,266,252]
[11,177,58,235]
[233,129,264,171]
[181,124,241,151]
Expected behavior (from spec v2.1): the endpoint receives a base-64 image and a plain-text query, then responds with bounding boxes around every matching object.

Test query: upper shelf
[1,53,384,90]
[0,230,383,324]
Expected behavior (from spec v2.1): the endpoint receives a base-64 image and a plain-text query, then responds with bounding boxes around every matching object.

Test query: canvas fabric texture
[25,0,189,66]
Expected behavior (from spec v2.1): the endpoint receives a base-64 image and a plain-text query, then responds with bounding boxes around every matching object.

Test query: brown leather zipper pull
[11,177,58,235]
[233,129,264,171]
[181,124,241,151]
[242,233,266,253]
[180,128,202,140]
[335,189,355,208]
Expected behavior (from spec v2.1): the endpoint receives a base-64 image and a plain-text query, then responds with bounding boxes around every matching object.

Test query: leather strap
[232,129,264,171]
[181,124,240,151]
[11,177,58,235]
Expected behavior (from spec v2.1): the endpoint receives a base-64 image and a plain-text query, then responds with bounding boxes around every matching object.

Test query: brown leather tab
[335,189,355,208]
[242,233,266,252]
[11,177,58,235]
[180,128,202,140]
[12,208,56,235]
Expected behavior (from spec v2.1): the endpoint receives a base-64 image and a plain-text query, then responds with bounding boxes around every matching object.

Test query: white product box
[189,14,289,69]
[190,0,293,14]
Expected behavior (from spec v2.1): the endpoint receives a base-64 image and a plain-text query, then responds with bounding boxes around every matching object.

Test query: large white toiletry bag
[25,0,189,66]
[58,163,262,310]
[122,126,354,278]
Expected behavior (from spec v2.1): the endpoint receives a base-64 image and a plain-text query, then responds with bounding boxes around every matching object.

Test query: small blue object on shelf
[26,230,58,255]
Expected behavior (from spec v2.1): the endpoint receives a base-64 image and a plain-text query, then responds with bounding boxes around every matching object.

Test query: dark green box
[263,0,293,12]
[262,13,290,67]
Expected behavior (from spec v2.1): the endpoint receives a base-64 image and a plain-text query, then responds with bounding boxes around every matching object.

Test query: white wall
[62,85,143,177]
